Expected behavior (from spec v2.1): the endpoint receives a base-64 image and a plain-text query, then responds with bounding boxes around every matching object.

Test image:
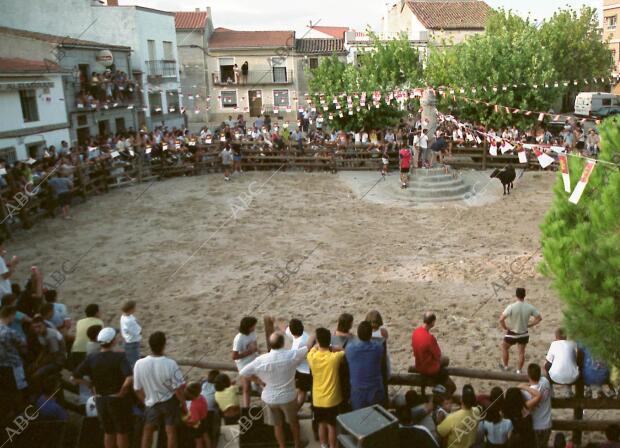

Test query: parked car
[574,92,620,117]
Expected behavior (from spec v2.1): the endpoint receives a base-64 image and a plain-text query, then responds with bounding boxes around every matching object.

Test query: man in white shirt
[545,328,580,394]
[524,363,552,448]
[499,288,542,374]
[220,144,234,181]
[120,300,142,368]
[134,331,186,448]
[0,239,18,298]
[240,331,311,448]
[419,129,430,168]
[283,318,311,409]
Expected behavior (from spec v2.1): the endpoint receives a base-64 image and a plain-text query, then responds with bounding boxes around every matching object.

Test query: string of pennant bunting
[437,112,620,204]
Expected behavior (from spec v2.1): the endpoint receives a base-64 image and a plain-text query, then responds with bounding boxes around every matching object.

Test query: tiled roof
[209,28,295,49]
[407,1,492,30]
[295,38,346,55]
[308,26,349,39]
[0,57,62,74]
[0,26,130,51]
[174,11,209,30]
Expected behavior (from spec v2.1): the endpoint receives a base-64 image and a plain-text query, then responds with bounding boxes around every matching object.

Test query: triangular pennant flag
[538,112,545,122]
[533,148,555,169]
[517,146,528,164]
[490,143,498,156]
[568,160,596,204]
[558,154,571,193]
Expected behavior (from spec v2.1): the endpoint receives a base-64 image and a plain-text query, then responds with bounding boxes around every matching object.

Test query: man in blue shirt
[345,321,387,410]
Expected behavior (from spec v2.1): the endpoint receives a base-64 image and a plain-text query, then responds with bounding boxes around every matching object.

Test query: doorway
[249,90,262,118]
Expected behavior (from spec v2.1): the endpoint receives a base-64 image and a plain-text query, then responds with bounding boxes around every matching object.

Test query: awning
[0,76,54,91]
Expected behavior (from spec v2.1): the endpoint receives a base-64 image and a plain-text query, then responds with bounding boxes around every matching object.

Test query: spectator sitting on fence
[579,341,614,399]
[544,327,580,397]
[437,384,480,448]
[307,327,345,448]
[183,381,212,448]
[239,331,311,448]
[411,312,456,397]
[345,320,387,410]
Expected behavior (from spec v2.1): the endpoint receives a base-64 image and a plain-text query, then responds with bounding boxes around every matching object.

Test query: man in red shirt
[399,144,412,189]
[411,312,456,396]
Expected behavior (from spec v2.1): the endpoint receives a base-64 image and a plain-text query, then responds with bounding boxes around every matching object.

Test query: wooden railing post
[573,379,584,446]
[482,140,488,170]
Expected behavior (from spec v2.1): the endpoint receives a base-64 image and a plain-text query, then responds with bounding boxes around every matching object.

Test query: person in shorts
[499,288,542,374]
[134,331,186,448]
[219,143,233,181]
[47,173,73,219]
[307,327,345,448]
[240,332,310,448]
[283,318,312,409]
[73,327,133,448]
[399,144,412,189]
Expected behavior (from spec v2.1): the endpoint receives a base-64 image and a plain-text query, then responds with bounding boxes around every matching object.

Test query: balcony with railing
[211,68,293,86]
[146,60,178,80]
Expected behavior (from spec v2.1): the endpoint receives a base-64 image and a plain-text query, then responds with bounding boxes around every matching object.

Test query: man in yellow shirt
[307,328,345,448]
[70,304,103,368]
[437,384,480,448]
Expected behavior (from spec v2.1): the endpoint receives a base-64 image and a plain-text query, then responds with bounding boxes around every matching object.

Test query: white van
[574,92,620,117]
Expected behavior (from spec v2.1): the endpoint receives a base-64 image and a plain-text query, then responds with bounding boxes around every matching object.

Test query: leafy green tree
[540,117,620,366]
[308,33,423,130]
[424,10,559,129]
[539,6,613,111]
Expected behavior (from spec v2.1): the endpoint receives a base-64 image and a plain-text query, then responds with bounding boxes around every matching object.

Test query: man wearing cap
[73,327,133,448]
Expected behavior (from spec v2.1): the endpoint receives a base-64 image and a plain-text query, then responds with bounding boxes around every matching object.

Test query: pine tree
[539,117,620,366]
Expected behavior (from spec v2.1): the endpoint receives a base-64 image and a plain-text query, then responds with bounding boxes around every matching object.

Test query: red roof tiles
[308,26,350,39]
[209,28,295,49]
[174,11,209,30]
[407,1,492,30]
[0,57,62,74]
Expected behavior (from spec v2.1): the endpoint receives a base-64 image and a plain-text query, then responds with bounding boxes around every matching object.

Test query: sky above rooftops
[122,0,601,34]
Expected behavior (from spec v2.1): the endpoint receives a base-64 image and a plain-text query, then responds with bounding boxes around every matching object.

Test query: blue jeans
[124,341,140,368]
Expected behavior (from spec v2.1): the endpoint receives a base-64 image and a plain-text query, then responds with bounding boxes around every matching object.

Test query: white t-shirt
[233,332,258,371]
[0,257,12,297]
[133,355,184,407]
[419,134,429,149]
[120,314,142,343]
[529,377,552,430]
[285,327,310,374]
[546,340,579,385]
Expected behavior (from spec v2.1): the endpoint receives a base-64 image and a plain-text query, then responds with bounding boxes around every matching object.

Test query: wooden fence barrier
[175,358,619,445]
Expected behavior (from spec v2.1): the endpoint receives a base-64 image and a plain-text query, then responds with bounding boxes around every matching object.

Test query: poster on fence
[569,160,596,204]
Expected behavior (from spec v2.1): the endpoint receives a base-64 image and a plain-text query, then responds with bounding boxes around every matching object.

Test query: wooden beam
[407,366,528,382]
[177,358,237,372]
[552,419,620,431]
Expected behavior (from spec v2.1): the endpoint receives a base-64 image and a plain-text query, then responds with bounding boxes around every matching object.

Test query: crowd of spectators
[1,208,620,448]
[76,69,137,108]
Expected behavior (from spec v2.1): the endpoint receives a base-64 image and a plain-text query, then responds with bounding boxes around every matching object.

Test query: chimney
[107,0,118,5]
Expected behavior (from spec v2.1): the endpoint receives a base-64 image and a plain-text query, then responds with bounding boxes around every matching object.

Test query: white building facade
[0,59,70,162]
[0,0,184,130]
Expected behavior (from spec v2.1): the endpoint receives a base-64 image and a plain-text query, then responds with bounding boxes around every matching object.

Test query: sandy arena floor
[9,169,563,388]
